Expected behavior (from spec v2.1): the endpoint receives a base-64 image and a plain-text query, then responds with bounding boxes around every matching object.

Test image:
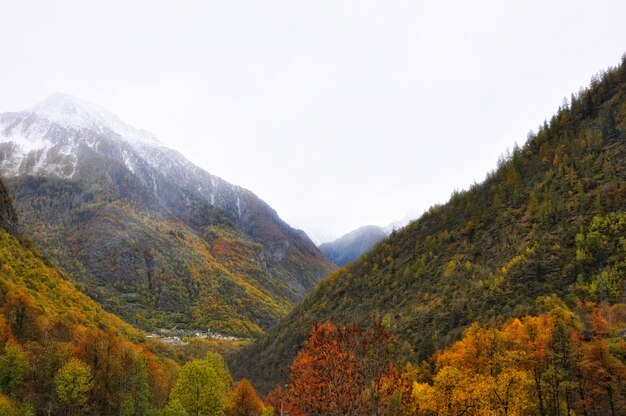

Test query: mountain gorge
[232,57,626,392]
[0,94,334,336]
[319,225,388,266]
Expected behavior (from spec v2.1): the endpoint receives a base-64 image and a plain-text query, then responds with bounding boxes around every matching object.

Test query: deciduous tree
[230,379,264,416]
[54,358,93,416]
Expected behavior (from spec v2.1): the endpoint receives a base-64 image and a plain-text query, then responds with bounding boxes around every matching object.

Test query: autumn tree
[284,321,411,416]
[579,307,626,416]
[285,321,366,416]
[2,293,42,341]
[54,358,93,416]
[229,379,264,416]
[265,385,286,416]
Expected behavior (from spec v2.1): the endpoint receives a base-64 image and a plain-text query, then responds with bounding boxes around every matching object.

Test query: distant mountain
[384,206,420,234]
[0,93,335,336]
[231,57,626,392]
[319,225,387,266]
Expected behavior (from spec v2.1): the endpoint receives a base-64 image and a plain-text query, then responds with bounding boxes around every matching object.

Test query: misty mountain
[0,93,335,336]
[319,225,388,266]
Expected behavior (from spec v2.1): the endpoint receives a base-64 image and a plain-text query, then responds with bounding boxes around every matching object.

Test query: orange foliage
[2,292,42,342]
[283,321,412,416]
[230,379,264,416]
[285,322,366,416]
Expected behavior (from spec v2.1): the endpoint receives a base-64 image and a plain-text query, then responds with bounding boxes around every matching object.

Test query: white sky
[1,1,625,242]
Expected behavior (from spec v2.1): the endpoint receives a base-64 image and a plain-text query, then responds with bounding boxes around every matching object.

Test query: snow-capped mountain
[0,93,293,232]
[1,93,245,214]
[0,93,335,335]
[1,93,155,177]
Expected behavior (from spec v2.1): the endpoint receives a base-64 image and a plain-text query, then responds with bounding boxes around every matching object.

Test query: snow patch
[122,150,135,174]
[29,93,161,147]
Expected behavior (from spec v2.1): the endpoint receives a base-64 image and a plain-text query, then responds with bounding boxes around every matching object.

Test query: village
[147,327,240,345]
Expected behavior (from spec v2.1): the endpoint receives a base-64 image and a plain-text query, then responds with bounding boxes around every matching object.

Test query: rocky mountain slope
[319,225,388,266]
[0,94,334,336]
[232,57,626,391]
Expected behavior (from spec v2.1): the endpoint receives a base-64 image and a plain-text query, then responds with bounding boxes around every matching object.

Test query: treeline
[269,299,625,416]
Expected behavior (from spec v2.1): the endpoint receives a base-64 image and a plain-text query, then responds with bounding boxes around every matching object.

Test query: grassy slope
[231,56,626,393]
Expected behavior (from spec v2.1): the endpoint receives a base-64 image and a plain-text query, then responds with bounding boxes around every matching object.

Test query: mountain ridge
[0,94,335,336]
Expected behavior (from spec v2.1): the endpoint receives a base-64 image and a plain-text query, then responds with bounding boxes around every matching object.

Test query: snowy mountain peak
[27,93,160,146]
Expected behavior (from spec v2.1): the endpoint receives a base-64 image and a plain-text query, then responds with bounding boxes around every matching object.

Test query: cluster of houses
[146,327,240,345]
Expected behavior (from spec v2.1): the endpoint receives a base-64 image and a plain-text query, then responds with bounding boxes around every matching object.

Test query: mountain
[231,57,626,392]
[319,225,388,266]
[319,208,422,266]
[0,93,335,336]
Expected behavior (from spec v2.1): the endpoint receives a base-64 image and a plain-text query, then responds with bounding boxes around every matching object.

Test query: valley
[0,32,625,416]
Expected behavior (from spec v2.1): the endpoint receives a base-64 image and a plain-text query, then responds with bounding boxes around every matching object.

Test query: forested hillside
[232,56,626,393]
[0,177,178,415]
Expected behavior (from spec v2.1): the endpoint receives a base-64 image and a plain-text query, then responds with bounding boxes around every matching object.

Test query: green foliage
[0,342,29,396]
[260,407,274,416]
[54,358,93,416]
[164,399,190,416]
[204,351,233,390]
[168,355,231,416]
[119,350,153,416]
[575,212,626,302]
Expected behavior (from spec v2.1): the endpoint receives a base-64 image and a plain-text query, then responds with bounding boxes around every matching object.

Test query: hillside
[0,180,17,236]
[0,176,184,415]
[231,56,626,392]
[0,94,334,336]
[0,182,141,343]
[319,225,388,266]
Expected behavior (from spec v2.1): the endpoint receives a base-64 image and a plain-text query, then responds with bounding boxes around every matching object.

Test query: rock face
[319,225,388,266]
[0,93,335,336]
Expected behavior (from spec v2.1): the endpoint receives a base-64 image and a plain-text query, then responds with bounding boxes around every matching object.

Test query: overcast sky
[1,1,625,242]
